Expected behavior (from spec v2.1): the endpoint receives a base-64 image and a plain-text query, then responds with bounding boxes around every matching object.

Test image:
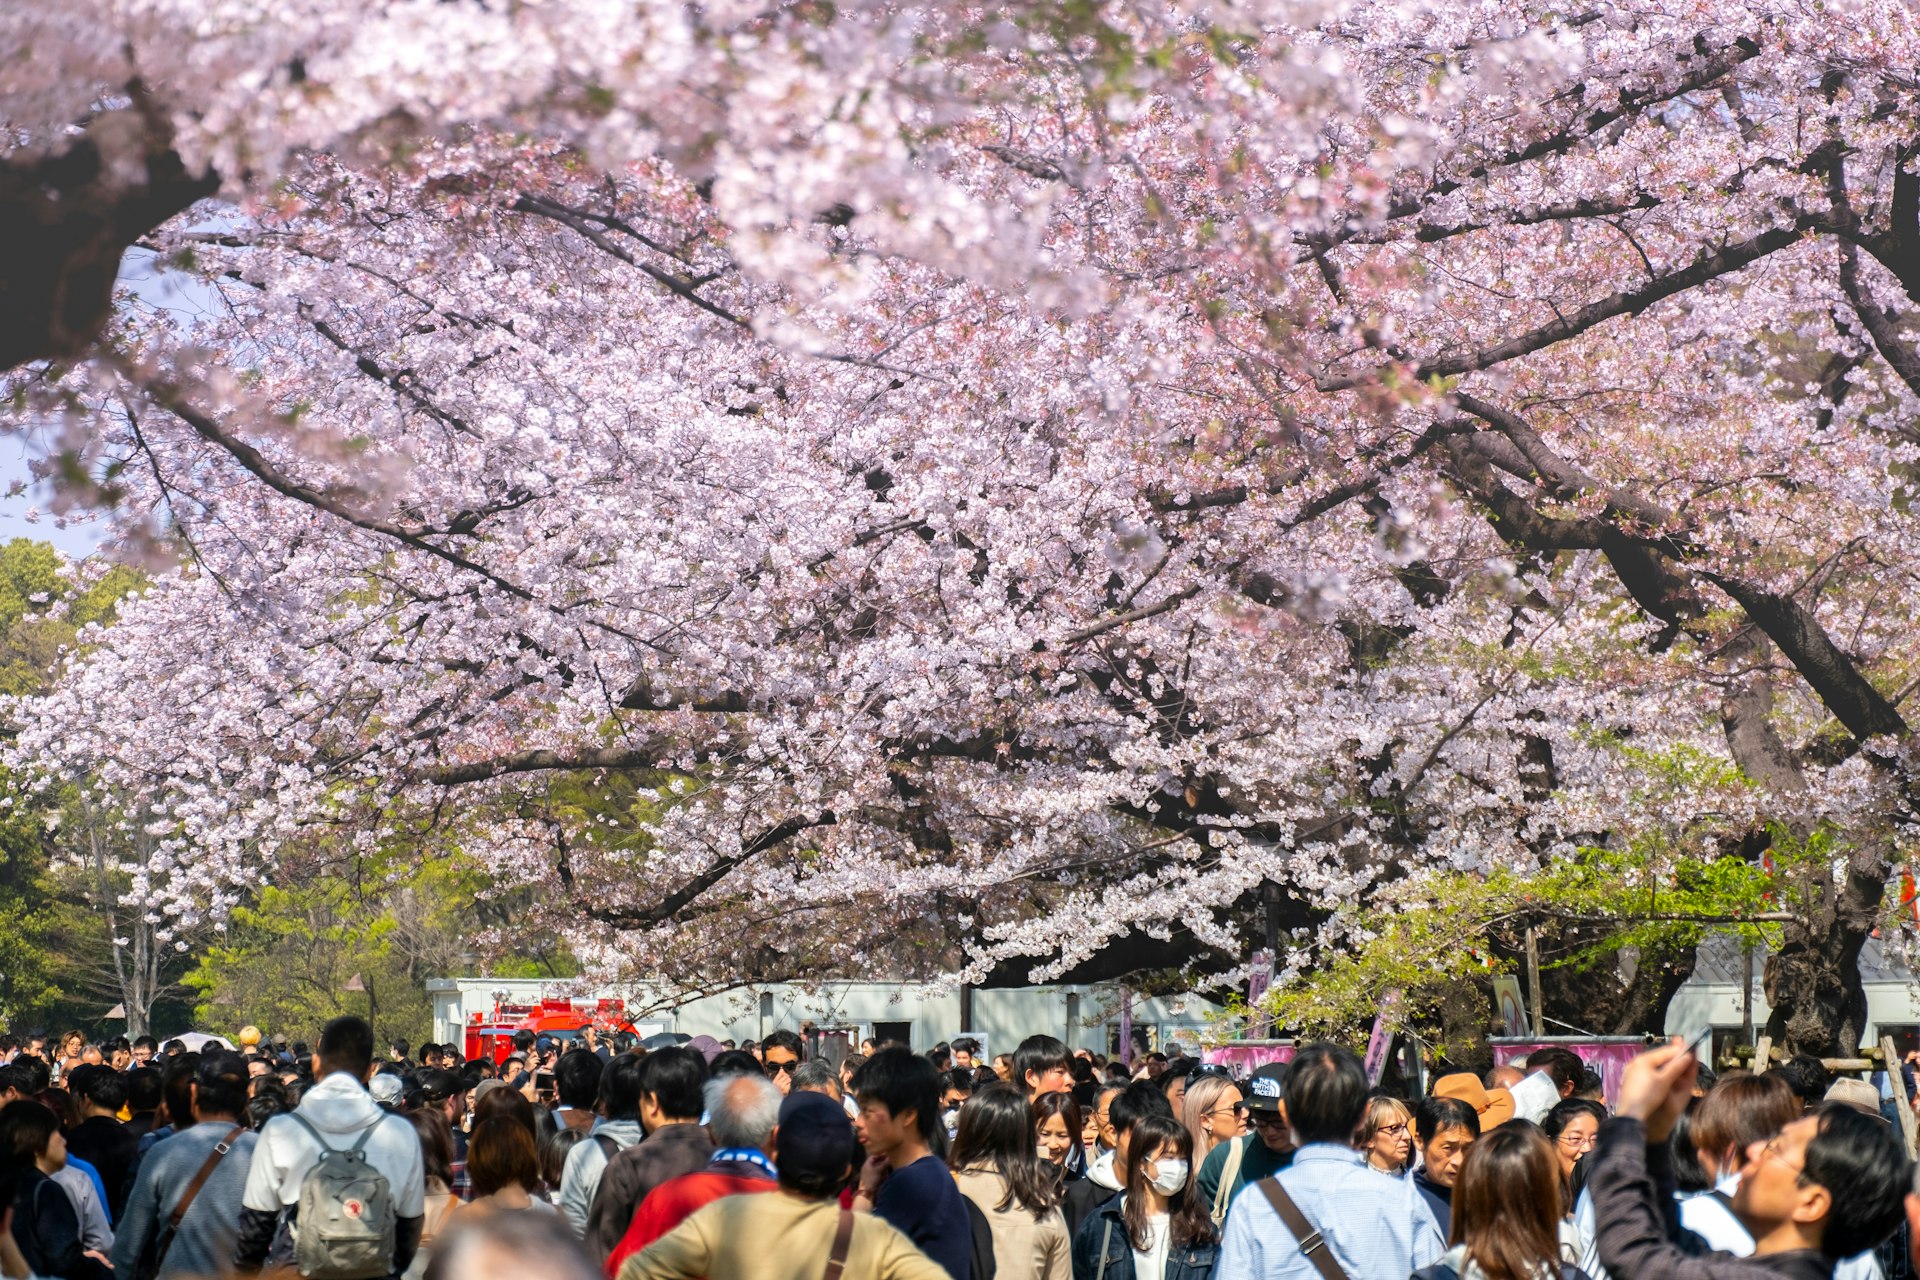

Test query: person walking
[615,1091,950,1280]
[1071,1111,1217,1280]
[584,1048,714,1261]
[235,1015,428,1278]
[554,1049,606,1136]
[853,1047,973,1280]
[1,1099,110,1280]
[457,1117,558,1217]
[1591,1038,1909,1280]
[63,1067,138,1222]
[560,1054,647,1237]
[952,1081,1070,1280]
[604,1073,783,1277]
[1195,1064,1293,1226]
[1412,1123,1592,1280]
[1413,1093,1484,1237]
[1067,1084,1174,1238]
[111,1052,259,1279]
[1038,1093,1087,1179]
[1213,1043,1443,1279]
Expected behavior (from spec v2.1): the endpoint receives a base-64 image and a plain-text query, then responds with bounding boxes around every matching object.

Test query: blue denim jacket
[1072,1192,1220,1280]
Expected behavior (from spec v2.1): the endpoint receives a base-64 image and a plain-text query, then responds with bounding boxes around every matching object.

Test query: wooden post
[1882,1036,1918,1158]
[1741,940,1755,1045]
[1753,1035,1773,1072]
[1525,926,1545,1037]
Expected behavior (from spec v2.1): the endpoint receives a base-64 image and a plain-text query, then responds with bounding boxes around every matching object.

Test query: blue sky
[1,246,227,562]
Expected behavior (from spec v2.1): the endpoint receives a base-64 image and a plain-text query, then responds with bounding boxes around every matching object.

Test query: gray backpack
[288,1112,396,1280]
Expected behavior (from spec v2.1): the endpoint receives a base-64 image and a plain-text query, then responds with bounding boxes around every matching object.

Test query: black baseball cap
[417,1067,462,1102]
[775,1090,855,1182]
[1245,1062,1289,1113]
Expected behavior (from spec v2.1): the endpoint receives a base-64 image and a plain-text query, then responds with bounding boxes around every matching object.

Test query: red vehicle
[464,997,635,1064]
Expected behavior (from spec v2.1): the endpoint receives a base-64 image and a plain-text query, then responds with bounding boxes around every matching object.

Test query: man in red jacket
[604,1072,781,1277]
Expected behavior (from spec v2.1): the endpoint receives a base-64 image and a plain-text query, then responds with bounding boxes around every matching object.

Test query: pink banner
[1363,992,1400,1085]
[1492,1038,1647,1106]
[1203,1041,1296,1074]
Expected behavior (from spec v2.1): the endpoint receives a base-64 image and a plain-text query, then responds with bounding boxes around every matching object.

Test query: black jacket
[1589,1117,1832,1280]
[15,1169,111,1280]
[67,1116,140,1220]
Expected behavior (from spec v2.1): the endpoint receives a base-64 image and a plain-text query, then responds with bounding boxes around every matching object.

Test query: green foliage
[1262,845,1779,1043]
[0,541,148,1033]
[184,846,576,1043]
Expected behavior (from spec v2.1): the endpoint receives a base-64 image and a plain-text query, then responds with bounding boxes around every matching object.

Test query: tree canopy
[8,2,1920,1048]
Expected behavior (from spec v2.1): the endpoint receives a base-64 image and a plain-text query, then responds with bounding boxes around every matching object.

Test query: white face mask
[1148,1158,1189,1196]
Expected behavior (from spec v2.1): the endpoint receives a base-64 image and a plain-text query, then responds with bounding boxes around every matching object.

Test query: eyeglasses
[766,1059,799,1075]
[1377,1122,1408,1138]
[1557,1132,1597,1151]
[1250,1112,1288,1130]
[1757,1134,1803,1175]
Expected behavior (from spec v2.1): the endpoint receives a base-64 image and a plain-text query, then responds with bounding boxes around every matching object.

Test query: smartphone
[1683,1025,1713,1057]
[535,1071,555,1089]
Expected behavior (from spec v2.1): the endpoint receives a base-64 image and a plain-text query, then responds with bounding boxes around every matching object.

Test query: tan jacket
[617,1189,951,1280]
[953,1167,1070,1280]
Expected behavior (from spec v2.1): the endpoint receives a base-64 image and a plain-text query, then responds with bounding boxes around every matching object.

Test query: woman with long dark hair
[1035,1091,1085,1179]
[1412,1123,1590,1280]
[951,1082,1070,1280]
[1071,1112,1218,1279]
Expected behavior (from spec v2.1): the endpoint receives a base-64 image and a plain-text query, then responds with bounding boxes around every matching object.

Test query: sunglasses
[1190,1064,1236,1080]
[767,1059,800,1075]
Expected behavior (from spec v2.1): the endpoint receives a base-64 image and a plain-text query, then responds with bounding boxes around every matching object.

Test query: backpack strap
[1099,1217,1114,1274]
[822,1207,854,1280]
[1256,1178,1351,1280]
[288,1112,338,1153]
[155,1126,246,1268]
[288,1109,380,1156]
[347,1114,381,1155]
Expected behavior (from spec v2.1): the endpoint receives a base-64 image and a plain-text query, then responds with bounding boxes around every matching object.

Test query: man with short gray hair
[791,1059,843,1102]
[604,1074,783,1275]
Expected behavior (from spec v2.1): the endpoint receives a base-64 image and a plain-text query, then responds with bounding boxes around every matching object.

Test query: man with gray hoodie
[113,1051,258,1279]
[560,1053,648,1237]
[235,1016,426,1276]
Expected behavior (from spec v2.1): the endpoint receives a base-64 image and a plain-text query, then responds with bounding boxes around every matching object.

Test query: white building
[1663,933,1920,1057]
[427,976,1225,1057]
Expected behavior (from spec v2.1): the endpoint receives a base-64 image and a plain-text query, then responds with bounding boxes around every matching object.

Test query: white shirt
[1130,1207,1170,1280]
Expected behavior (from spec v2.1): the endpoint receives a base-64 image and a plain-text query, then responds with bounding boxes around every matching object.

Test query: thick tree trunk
[1762,843,1884,1055]
[0,103,217,370]
[1723,662,1884,1055]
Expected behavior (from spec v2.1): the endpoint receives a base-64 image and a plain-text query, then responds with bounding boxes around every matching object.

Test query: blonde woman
[1357,1094,1414,1175]
[1180,1072,1245,1167]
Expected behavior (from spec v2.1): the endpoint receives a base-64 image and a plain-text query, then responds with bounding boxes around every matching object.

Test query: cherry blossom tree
[9,0,1920,1050]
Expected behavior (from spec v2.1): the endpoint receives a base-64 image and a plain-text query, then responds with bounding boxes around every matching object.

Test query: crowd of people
[0,1020,1916,1280]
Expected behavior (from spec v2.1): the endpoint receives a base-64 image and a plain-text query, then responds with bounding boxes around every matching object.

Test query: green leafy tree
[184,849,573,1044]
[0,540,147,1034]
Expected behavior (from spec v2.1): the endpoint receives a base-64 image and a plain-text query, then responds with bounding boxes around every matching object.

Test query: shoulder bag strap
[822,1207,855,1280]
[1256,1178,1351,1280]
[1098,1218,1114,1275]
[155,1126,247,1266]
[1212,1138,1246,1225]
